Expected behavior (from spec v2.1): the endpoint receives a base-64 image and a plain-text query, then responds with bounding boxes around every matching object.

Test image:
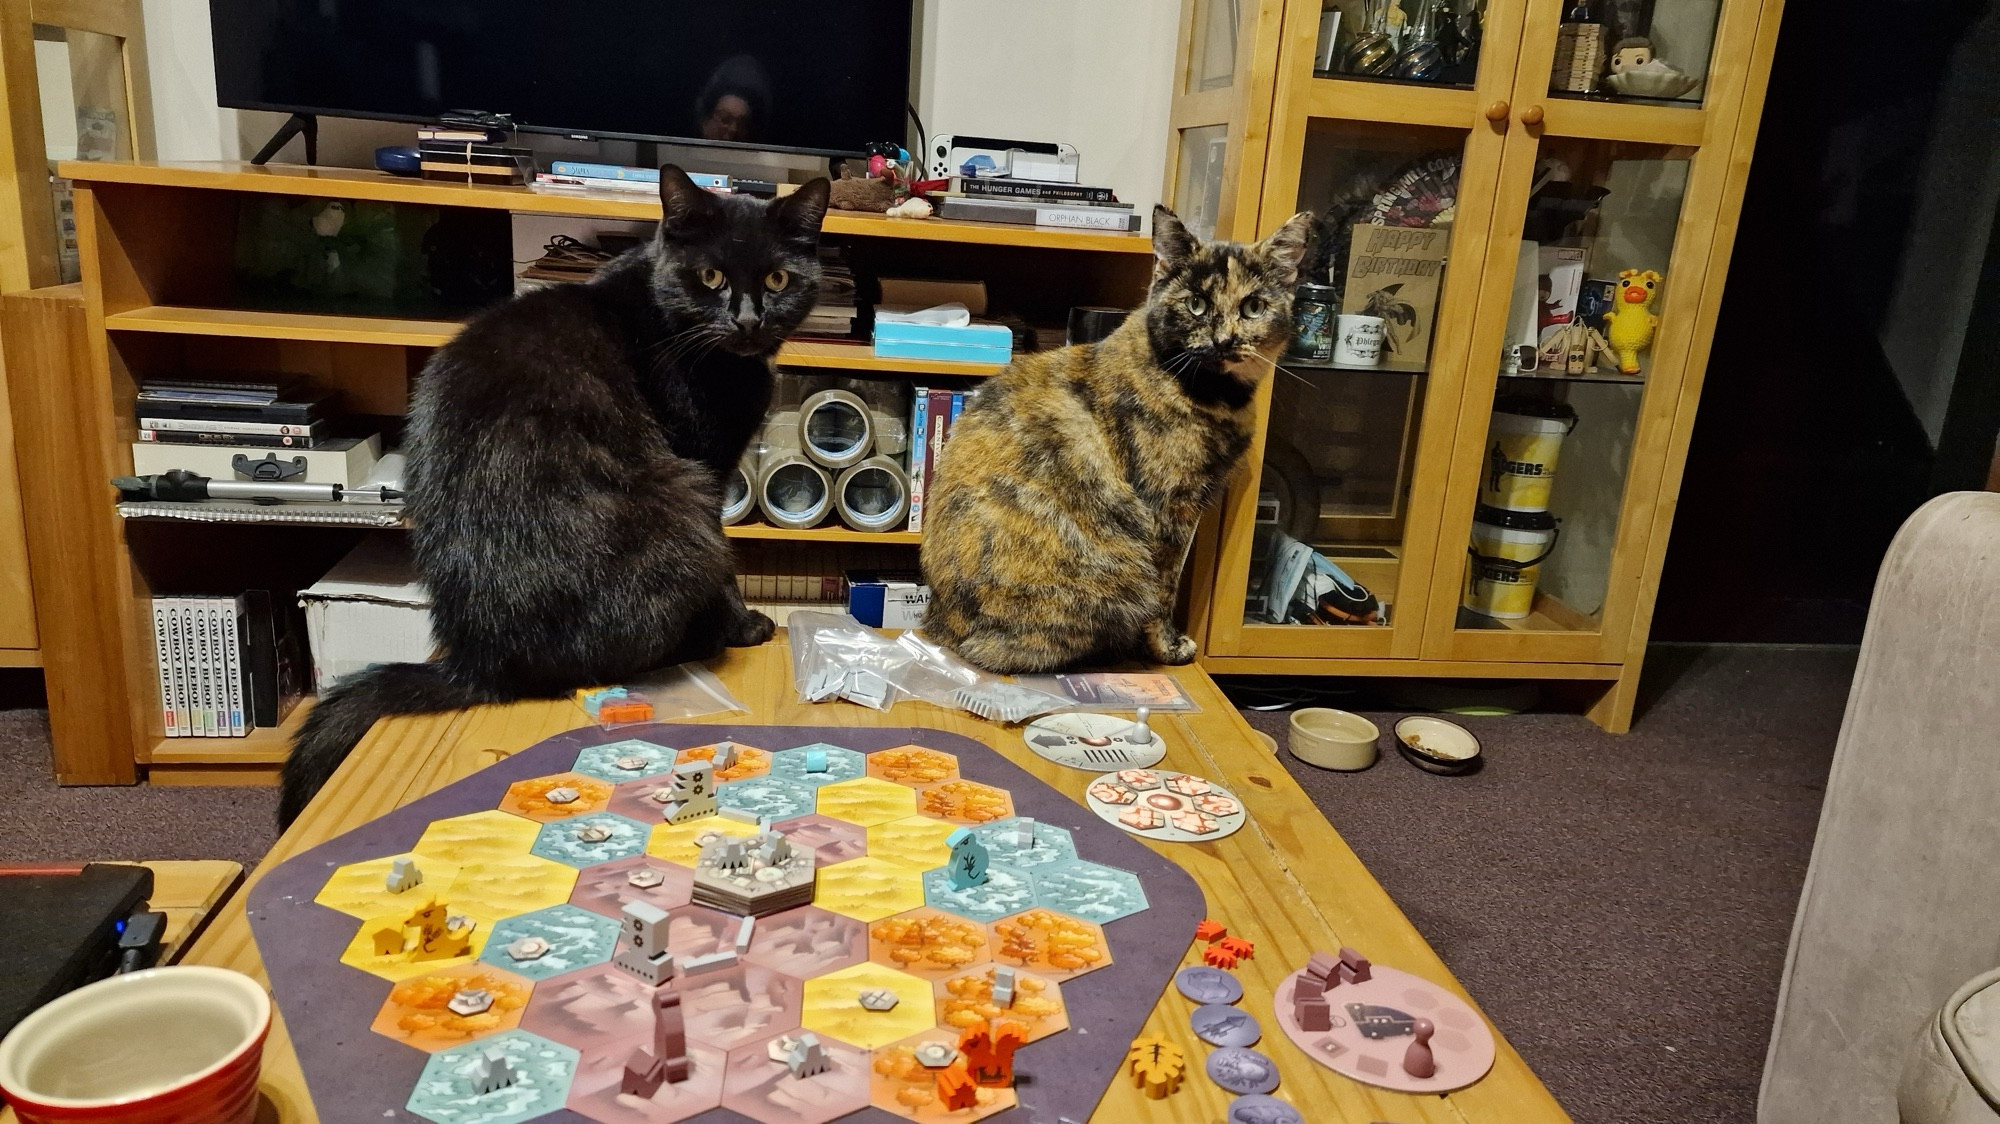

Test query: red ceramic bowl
[0,966,270,1124]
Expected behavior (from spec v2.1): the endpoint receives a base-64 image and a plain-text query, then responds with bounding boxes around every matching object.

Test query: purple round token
[1176,965,1244,1005]
[1206,1046,1281,1096]
[1228,1092,1304,1124]
[1192,1003,1263,1047]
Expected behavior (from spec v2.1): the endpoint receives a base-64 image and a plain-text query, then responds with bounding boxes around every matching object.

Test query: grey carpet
[0,644,1849,1123]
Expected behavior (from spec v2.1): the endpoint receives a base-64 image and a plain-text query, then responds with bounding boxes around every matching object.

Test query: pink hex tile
[607,777,685,825]
[722,1030,872,1124]
[679,962,802,1054]
[663,905,739,960]
[564,1034,727,1122]
[769,814,867,866]
[568,855,694,920]
[741,907,867,978]
[519,963,659,1057]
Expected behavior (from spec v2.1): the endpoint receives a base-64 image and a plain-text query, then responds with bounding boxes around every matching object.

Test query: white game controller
[930,133,1080,181]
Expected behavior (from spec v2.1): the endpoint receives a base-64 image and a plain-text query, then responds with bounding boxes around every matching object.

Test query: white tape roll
[756,452,833,529]
[799,389,873,469]
[721,456,755,525]
[834,456,910,533]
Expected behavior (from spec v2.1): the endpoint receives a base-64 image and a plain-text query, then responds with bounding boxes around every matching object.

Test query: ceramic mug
[1334,314,1386,366]
[0,966,271,1124]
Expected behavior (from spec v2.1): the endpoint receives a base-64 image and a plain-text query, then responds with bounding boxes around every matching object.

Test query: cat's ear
[770,177,831,243]
[658,165,721,233]
[1152,206,1197,267]
[1258,212,1314,286]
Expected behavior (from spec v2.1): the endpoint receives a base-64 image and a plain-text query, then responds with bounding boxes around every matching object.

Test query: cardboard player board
[1271,964,1495,1093]
[249,724,1206,1124]
[1084,770,1248,842]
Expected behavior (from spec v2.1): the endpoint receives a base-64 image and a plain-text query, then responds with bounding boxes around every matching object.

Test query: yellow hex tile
[316,853,462,920]
[815,777,918,828]
[814,856,928,923]
[410,810,542,866]
[445,853,578,920]
[340,900,493,983]
[801,962,936,1049]
[867,816,958,872]
[645,815,762,867]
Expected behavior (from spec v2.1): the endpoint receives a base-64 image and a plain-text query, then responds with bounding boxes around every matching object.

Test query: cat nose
[734,301,760,330]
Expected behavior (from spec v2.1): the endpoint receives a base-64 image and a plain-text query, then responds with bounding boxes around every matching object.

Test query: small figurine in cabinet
[1603,268,1663,374]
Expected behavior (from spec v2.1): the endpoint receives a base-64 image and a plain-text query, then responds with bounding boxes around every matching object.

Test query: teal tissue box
[873,320,1013,366]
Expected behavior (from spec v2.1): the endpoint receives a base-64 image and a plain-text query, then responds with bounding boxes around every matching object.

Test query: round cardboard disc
[1206,1047,1281,1095]
[1271,963,1496,1093]
[1024,712,1166,770]
[1175,965,1244,1005]
[1228,1093,1305,1124]
[1085,769,1246,842]
[1193,1003,1263,1047]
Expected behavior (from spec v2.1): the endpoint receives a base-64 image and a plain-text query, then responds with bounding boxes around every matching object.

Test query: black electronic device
[0,864,157,1040]
[209,0,914,161]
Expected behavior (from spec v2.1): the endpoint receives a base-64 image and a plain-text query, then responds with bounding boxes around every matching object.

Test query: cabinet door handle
[1519,104,1546,126]
[1484,100,1512,123]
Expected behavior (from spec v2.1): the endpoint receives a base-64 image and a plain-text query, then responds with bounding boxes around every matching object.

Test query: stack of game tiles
[690,830,817,916]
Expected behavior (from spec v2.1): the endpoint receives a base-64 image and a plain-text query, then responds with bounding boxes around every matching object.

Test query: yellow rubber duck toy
[1604,268,1662,375]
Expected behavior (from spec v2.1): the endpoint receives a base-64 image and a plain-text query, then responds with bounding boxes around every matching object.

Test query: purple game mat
[249,724,1208,1124]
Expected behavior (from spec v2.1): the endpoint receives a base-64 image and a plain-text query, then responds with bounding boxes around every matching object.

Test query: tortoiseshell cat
[921,206,1312,672]
[278,168,830,826]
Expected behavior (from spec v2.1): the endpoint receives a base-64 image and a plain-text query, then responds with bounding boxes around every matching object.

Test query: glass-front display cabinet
[1168,0,1781,728]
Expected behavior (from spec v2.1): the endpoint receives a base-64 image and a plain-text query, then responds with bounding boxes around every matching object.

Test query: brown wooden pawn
[1403,1017,1436,1079]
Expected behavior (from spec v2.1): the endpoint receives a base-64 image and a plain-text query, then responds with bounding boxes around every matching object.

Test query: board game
[248,724,1206,1124]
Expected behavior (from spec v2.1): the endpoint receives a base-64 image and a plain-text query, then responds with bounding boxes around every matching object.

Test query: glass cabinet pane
[1242,122,1468,630]
[1547,0,1720,107]
[1174,125,1230,242]
[1187,0,1244,92]
[1456,140,1688,633]
[1315,0,1489,89]
[37,24,132,284]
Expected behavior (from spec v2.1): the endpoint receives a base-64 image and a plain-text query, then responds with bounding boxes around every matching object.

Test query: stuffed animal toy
[1604,267,1662,375]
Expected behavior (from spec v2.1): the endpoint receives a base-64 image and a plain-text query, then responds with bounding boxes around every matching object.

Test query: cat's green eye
[699,267,726,289]
[1241,296,1265,317]
[1187,295,1208,316]
[764,270,789,292]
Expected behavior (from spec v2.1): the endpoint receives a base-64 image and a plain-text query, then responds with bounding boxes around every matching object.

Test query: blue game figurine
[945,827,990,889]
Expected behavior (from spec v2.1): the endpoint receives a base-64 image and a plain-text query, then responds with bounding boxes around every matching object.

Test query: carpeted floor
[0,643,1850,1123]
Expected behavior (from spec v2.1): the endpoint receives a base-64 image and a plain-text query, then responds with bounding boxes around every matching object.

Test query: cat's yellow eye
[1188,295,1208,316]
[699,267,725,289]
[764,270,789,292]
[1241,296,1265,317]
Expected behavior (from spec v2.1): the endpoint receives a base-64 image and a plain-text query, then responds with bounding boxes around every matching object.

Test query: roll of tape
[720,456,755,525]
[756,452,833,529]
[868,408,909,457]
[757,410,802,467]
[834,456,910,533]
[799,389,873,469]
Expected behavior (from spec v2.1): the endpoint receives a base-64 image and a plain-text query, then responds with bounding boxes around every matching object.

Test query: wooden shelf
[779,340,1000,377]
[58,160,1156,254]
[725,522,920,544]
[1301,76,1478,129]
[1500,368,1647,386]
[146,699,312,785]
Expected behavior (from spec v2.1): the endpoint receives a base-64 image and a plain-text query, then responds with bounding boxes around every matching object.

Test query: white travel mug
[1334,314,1386,366]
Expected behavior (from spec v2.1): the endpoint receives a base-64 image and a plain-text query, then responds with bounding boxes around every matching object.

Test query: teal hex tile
[406,1029,579,1124]
[1030,859,1150,924]
[921,864,1037,923]
[530,812,650,868]
[476,904,621,981]
[571,738,680,782]
[716,775,818,823]
[768,743,867,786]
[971,817,1078,870]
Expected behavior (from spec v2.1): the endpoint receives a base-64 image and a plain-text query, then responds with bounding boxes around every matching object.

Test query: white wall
[141,0,1180,213]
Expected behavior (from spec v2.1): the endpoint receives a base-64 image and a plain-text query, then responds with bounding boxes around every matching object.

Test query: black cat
[277,167,831,826]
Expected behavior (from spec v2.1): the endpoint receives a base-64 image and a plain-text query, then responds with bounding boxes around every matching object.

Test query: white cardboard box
[131,433,383,487]
[299,537,434,691]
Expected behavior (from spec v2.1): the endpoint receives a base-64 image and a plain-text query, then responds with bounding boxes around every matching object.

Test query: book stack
[136,377,347,450]
[796,244,859,339]
[418,124,536,185]
[905,386,970,533]
[531,163,729,197]
[150,591,308,738]
[931,177,1139,232]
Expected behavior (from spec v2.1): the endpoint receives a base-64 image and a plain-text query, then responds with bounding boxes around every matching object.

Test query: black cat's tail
[278,661,501,829]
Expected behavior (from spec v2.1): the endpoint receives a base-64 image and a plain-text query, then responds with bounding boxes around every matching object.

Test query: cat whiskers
[1241,349,1316,390]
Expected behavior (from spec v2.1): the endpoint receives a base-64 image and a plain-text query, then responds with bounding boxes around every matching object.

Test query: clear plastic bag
[787,612,1070,723]
[578,662,748,728]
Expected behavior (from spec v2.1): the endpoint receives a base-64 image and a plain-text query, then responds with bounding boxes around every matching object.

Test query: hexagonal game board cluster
[293,732,1169,1124]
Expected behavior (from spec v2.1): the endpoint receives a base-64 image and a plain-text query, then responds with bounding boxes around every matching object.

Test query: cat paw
[1149,630,1198,665]
[727,609,776,648]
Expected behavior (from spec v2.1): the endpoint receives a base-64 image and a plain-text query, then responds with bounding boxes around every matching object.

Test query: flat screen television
[209,0,913,158]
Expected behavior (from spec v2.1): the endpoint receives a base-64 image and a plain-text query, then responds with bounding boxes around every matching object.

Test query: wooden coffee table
[170,640,1569,1123]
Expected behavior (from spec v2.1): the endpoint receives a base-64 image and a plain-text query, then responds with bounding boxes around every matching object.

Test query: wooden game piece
[1217,935,1254,962]
[754,831,793,866]
[621,985,690,1096]
[662,759,716,823]
[992,965,1017,1007]
[1302,951,1338,990]
[405,901,474,961]
[959,1019,1026,1087]
[945,827,990,889]
[715,837,751,871]
[1294,994,1332,1032]
[613,900,678,985]
[614,946,677,986]
[1403,1017,1436,1078]
[734,916,755,956]
[786,1032,828,1078]
[713,741,739,771]
[1337,946,1372,984]
[936,1060,979,1110]
[720,806,760,824]
[1000,817,1037,849]
[1125,1035,1186,1099]
[1195,919,1227,943]
[804,748,829,773]
[470,1047,516,1095]
[683,949,739,976]
[385,856,422,894]
[1203,942,1241,969]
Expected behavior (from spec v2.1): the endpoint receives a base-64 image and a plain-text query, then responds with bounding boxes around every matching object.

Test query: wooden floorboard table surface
[168,639,1570,1124]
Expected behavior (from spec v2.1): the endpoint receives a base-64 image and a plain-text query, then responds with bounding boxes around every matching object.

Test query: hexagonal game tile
[869,908,992,979]
[659,903,741,959]
[412,810,542,866]
[723,1030,872,1124]
[341,902,492,983]
[406,1028,577,1124]
[517,962,657,1056]
[988,908,1111,981]
[567,855,694,920]
[719,776,820,824]
[970,818,1078,870]
[530,812,650,868]
[813,777,917,828]
[800,963,935,1049]
[922,865,1036,924]
[316,853,462,920]
[571,737,679,782]
[371,962,533,1052]
[936,965,1068,1042]
[768,743,867,787]
[446,853,579,922]
[770,814,867,866]
[677,742,772,781]
[1030,859,1150,924]
[647,816,762,867]
[564,1036,727,1122]
[477,905,620,981]
[607,776,684,824]
[916,780,1015,825]
[867,816,960,872]
[500,774,613,822]
[869,1031,1018,1121]
[742,907,867,977]
[680,961,803,1054]
[814,857,928,924]
[866,745,960,788]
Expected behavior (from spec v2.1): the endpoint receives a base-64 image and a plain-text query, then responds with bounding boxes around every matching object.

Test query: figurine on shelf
[1602,37,1702,98]
[1603,268,1662,375]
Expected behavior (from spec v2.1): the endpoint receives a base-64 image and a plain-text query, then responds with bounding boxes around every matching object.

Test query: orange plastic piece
[1201,943,1240,970]
[1194,919,1227,943]
[1216,935,1254,961]
[935,1059,980,1110]
[958,1018,1027,1087]
[597,699,654,723]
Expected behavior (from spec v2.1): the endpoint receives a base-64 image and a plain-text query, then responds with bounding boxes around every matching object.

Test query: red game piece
[1337,946,1372,984]
[936,1059,980,1110]
[1404,1017,1437,1078]
[1195,919,1227,943]
[1302,951,1339,991]
[620,985,689,1096]
[959,1018,1027,1087]
[1202,943,1240,970]
[1216,935,1254,962]
[1292,978,1332,1031]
